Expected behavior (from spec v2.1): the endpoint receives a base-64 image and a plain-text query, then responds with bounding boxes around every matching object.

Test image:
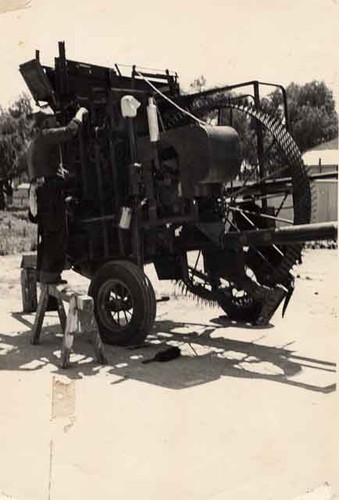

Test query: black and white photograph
[0,0,338,498]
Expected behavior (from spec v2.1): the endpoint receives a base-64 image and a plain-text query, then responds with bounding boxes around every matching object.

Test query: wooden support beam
[21,268,37,313]
[56,295,67,332]
[61,295,78,369]
[31,284,49,345]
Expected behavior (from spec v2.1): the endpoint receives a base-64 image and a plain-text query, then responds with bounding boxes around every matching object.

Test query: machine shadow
[2,312,336,394]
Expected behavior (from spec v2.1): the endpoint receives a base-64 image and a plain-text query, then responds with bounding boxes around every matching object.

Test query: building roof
[302,149,338,167]
[309,137,338,151]
[302,136,338,166]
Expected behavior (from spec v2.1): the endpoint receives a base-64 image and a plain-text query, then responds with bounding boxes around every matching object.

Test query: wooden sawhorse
[31,283,107,369]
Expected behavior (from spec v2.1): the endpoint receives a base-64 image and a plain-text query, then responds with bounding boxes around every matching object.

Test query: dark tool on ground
[142,346,181,364]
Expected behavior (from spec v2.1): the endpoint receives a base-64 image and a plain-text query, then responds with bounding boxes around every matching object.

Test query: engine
[137,123,242,217]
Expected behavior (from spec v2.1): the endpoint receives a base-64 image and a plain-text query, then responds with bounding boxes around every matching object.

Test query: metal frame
[19,43,337,281]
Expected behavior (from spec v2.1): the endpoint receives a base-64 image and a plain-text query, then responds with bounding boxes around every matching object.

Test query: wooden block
[76,294,93,312]
[20,253,37,270]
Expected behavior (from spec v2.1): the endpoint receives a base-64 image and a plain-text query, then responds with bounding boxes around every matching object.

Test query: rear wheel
[89,260,156,346]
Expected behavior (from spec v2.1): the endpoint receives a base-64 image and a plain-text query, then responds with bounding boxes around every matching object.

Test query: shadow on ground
[0,312,336,393]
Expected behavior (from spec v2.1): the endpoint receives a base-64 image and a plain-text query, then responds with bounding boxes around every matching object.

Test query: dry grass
[0,201,37,256]
[304,240,337,249]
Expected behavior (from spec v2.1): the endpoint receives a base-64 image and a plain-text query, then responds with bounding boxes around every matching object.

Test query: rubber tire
[88,260,156,346]
[119,261,157,333]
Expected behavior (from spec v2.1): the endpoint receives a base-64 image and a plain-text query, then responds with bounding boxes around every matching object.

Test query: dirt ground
[0,249,338,500]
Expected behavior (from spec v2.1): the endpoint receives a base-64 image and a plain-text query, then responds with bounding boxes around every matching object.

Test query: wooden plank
[49,285,93,310]
[61,296,78,369]
[79,306,107,364]
[76,295,94,312]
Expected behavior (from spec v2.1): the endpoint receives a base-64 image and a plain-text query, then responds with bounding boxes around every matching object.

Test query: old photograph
[0,0,338,498]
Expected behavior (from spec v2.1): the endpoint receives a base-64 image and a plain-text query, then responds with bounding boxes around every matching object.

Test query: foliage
[261,81,338,153]
[189,75,207,94]
[0,200,37,256]
[0,94,32,208]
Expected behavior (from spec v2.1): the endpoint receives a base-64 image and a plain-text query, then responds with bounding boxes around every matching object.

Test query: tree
[189,77,337,170]
[0,94,32,209]
[261,81,338,153]
[189,75,207,94]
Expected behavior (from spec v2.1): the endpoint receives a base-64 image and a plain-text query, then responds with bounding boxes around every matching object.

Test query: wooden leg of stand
[61,296,77,369]
[31,284,49,345]
[79,305,107,365]
[56,295,67,333]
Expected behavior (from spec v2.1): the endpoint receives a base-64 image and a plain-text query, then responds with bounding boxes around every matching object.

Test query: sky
[0,0,339,107]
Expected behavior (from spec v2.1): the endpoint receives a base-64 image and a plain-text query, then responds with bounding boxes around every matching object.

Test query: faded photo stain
[0,0,31,14]
[51,376,76,422]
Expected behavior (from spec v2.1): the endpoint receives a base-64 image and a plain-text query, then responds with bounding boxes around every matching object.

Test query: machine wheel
[166,99,315,324]
[88,260,156,346]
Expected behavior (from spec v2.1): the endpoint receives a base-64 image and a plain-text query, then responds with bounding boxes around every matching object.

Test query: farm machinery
[19,42,337,345]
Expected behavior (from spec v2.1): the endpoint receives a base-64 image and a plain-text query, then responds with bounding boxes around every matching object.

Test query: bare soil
[0,249,338,500]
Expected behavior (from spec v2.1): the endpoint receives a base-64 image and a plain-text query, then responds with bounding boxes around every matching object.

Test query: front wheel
[88,260,156,346]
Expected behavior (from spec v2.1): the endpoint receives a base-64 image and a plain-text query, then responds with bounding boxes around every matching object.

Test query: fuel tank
[138,124,242,197]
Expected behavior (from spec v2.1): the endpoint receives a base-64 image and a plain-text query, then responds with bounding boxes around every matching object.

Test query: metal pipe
[253,82,267,212]
[222,222,337,247]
